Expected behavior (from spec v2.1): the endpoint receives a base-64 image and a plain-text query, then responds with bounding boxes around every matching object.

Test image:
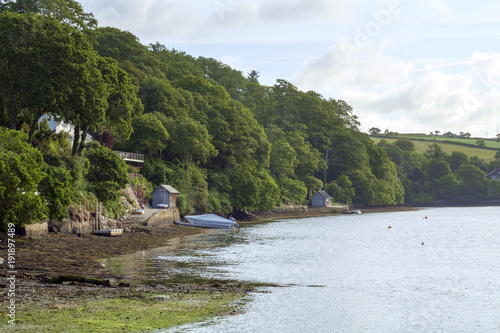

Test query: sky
[77,0,500,137]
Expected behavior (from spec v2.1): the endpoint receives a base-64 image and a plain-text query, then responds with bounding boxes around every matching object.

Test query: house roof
[485,167,500,178]
[314,190,332,199]
[152,185,179,194]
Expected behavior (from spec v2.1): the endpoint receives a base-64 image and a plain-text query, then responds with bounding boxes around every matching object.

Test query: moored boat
[176,214,239,229]
[342,209,361,214]
[93,229,123,237]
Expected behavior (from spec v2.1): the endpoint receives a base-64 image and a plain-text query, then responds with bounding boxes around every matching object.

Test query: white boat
[342,209,361,214]
[176,214,239,229]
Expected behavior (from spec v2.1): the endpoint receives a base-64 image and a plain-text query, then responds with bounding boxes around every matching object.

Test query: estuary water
[109,207,500,332]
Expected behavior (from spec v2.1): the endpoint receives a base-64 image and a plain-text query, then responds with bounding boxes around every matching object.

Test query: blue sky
[78,0,500,137]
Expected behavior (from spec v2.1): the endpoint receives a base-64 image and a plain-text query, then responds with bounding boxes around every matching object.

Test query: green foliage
[0,12,87,133]
[162,115,217,165]
[394,138,415,151]
[205,189,233,216]
[326,175,355,205]
[84,143,128,204]
[92,27,149,64]
[278,178,308,205]
[117,113,169,155]
[476,139,486,147]
[228,166,280,211]
[38,165,73,220]
[0,0,97,32]
[454,164,488,201]
[0,128,47,229]
[131,177,153,205]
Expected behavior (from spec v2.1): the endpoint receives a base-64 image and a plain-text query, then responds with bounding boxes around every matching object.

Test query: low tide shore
[0,205,416,332]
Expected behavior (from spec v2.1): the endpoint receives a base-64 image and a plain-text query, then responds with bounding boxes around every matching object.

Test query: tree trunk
[72,123,80,156]
[323,148,329,187]
[77,125,88,154]
[27,109,44,144]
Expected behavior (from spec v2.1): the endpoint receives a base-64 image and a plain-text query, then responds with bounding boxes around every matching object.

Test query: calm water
[108,207,500,332]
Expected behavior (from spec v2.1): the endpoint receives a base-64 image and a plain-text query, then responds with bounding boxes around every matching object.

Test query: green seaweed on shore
[1,291,245,333]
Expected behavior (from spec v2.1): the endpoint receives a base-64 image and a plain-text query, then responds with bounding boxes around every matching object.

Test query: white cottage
[151,185,179,209]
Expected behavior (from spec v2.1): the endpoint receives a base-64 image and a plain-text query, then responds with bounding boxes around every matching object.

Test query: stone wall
[146,208,180,227]
[49,214,122,236]
[266,206,308,213]
[24,222,48,239]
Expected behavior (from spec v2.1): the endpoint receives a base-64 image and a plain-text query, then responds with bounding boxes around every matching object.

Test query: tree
[327,175,355,206]
[0,128,47,229]
[435,174,459,200]
[0,12,88,135]
[38,165,73,221]
[446,151,468,172]
[196,57,246,101]
[476,139,486,147]
[92,27,148,64]
[100,57,144,144]
[425,143,446,161]
[279,178,307,205]
[427,160,452,180]
[267,127,296,181]
[83,143,129,204]
[162,116,217,166]
[67,52,110,155]
[454,164,487,201]
[369,127,382,135]
[394,138,415,152]
[0,0,97,32]
[117,113,169,156]
[495,149,500,164]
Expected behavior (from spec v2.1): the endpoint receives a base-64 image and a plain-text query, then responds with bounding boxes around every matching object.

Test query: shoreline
[0,205,417,331]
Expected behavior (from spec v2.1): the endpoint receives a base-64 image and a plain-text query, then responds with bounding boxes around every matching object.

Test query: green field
[371,137,498,161]
[399,135,500,149]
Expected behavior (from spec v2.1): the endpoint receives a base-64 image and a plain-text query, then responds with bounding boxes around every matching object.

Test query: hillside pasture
[401,135,500,149]
[371,137,497,161]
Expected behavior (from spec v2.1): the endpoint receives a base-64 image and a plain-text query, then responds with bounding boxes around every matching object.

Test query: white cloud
[294,46,500,137]
[293,43,413,94]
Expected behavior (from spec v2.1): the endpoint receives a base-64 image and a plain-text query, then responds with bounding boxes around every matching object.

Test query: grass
[371,137,497,161]
[400,135,500,149]
[0,291,245,333]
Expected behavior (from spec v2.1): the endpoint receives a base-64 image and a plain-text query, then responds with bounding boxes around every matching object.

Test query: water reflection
[105,229,243,285]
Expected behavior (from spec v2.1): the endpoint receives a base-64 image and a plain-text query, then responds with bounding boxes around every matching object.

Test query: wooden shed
[311,190,332,207]
[151,185,179,209]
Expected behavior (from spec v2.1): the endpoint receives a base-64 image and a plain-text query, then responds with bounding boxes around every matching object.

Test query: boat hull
[178,214,239,229]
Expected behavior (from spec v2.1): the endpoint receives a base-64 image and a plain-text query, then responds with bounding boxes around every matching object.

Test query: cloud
[293,43,413,94]
[293,46,500,137]
[79,0,358,43]
[257,0,354,23]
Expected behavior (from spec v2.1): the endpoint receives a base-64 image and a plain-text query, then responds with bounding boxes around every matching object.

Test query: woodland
[1,1,500,230]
